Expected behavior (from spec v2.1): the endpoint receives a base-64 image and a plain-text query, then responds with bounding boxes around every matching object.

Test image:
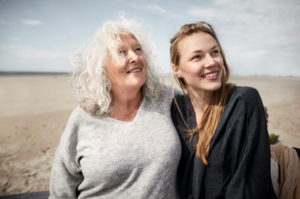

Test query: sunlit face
[106,34,147,93]
[174,32,224,95]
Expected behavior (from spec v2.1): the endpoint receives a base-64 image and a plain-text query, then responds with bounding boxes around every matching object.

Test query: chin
[132,79,146,89]
[207,82,222,91]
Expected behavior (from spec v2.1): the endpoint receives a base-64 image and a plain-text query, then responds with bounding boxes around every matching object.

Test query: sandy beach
[0,74,299,195]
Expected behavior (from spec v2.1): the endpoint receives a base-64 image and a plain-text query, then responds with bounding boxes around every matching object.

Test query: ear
[172,64,181,77]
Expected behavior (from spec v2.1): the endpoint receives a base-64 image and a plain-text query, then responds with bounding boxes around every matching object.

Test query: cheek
[180,63,202,76]
[217,56,224,67]
[140,56,147,67]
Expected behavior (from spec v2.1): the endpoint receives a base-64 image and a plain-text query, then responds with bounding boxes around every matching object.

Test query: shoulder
[223,86,265,123]
[68,106,85,122]
[230,86,259,98]
[228,86,262,106]
[58,106,91,144]
[64,106,94,128]
[172,89,185,104]
[171,92,190,122]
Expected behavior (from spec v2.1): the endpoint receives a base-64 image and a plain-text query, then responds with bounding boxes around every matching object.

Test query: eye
[135,47,142,52]
[119,50,126,54]
[191,55,202,61]
[211,49,220,56]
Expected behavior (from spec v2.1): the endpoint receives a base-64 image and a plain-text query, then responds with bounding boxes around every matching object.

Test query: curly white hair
[72,20,162,116]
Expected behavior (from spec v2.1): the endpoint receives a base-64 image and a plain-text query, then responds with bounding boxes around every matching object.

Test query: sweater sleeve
[49,108,83,199]
[224,88,276,199]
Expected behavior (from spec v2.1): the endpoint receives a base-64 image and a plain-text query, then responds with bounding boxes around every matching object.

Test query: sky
[0,0,300,76]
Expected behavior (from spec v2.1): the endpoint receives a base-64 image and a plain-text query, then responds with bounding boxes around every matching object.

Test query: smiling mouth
[201,71,218,78]
[127,68,142,73]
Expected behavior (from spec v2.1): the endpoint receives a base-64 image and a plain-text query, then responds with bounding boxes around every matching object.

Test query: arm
[49,109,82,199]
[225,88,276,198]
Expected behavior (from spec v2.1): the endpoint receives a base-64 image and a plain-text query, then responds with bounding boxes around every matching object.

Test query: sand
[0,74,299,195]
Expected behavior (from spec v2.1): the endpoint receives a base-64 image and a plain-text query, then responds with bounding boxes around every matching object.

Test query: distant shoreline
[0,71,69,75]
[1,72,300,81]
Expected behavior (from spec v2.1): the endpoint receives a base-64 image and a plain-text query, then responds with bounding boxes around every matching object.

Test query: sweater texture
[49,86,181,199]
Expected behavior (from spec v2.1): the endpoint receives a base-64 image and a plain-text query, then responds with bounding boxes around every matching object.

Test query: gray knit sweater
[49,86,181,199]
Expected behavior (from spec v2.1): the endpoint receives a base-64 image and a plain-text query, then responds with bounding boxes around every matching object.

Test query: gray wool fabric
[49,86,181,199]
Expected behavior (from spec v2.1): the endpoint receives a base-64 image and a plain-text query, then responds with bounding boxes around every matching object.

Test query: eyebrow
[192,45,219,53]
[119,42,141,49]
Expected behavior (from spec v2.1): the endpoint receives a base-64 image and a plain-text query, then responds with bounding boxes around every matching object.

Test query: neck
[187,87,213,124]
[109,87,143,122]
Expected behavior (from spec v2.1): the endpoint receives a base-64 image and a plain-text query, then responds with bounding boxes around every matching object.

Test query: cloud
[129,3,184,19]
[187,7,219,19]
[145,4,166,14]
[130,3,166,15]
[185,0,300,76]
[186,5,258,23]
[21,19,43,26]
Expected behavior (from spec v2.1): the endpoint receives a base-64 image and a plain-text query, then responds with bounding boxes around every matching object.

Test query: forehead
[178,32,218,53]
[119,33,140,46]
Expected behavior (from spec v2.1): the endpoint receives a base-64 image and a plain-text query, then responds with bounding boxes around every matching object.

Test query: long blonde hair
[170,21,233,165]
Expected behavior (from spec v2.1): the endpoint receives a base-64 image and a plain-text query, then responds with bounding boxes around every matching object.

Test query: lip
[127,67,142,73]
[201,71,219,80]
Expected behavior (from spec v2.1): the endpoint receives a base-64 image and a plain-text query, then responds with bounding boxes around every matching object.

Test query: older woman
[49,21,181,198]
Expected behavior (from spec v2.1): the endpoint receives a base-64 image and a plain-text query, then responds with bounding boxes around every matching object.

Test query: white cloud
[145,4,166,14]
[187,7,219,18]
[21,19,43,26]
[185,0,300,76]
[186,5,260,23]
[130,3,166,15]
[130,3,184,19]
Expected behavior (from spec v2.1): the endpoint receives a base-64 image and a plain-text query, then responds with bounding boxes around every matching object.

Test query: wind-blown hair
[72,20,162,116]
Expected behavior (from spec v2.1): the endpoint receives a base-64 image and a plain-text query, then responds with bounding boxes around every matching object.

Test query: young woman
[170,21,277,198]
[49,20,181,198]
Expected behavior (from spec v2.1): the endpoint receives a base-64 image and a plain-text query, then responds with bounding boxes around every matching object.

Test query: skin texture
[105,33,147,121]
[174,32,223,97]
[173,31,224,123]
[106,34,147,95]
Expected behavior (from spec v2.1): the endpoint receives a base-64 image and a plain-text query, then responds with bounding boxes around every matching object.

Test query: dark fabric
[0,191,49,199]
[171,86,277,199]
[293,147,300,159]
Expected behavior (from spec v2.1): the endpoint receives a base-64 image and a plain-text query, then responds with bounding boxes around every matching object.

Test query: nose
[203,54,215,68]
[128,50,138,63]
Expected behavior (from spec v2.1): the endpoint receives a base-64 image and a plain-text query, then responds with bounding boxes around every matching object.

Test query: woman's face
[174,32,223,95]
[106,33,147,93]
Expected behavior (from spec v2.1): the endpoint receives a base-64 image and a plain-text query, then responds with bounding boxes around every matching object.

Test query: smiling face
[106,33,147,94]
[173,31,224,96]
